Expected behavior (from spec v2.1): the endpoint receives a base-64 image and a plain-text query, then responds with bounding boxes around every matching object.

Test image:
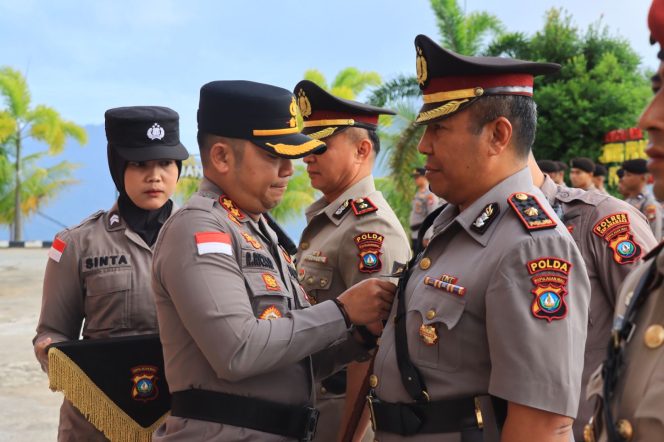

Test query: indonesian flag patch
[195,232,232,256]
[48,237,67,263]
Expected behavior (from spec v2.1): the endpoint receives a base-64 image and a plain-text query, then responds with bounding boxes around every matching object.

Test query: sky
[0,0,660,240]
[0,0,658,151]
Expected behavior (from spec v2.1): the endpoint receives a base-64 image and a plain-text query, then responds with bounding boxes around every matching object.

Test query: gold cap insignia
[288,96,298,128]
[524,207,539,217]
[416,46,428,86]
[298,89,312,118]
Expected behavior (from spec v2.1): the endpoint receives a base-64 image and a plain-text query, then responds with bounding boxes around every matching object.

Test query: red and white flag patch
[195,232,232,256]
[48,237,67,263]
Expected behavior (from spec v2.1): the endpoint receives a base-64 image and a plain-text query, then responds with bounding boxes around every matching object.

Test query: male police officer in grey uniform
[619,158,663,241]
[529,155,657,441]
[151,81,396,442]
[33,106,189,441]
[585,1,664,440]
[294,80,411,442]
[367,35,591,442]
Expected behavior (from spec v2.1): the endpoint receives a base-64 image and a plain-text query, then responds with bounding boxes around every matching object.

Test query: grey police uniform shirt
[539,175,657,440]
[33,203,170,442]
[372,167,591,442]
[409,187,440,241]
[151,178,367,442]
[296,175,410,442]
[586,244,664,442]
[626,192,663,242]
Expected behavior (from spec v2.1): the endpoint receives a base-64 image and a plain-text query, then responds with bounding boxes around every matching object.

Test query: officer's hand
[337,279,396,325]
[34,337,52,373]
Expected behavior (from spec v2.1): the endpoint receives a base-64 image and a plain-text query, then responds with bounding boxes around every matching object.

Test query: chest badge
[592,213,642,265]
[354,232,384,273]
[240,231,262,249]
[471,202,499,234]
[419,324,438,346]
[423,275,466,296]
[304,251,328,264]
[262,273,281,292]
[259,305,283,320]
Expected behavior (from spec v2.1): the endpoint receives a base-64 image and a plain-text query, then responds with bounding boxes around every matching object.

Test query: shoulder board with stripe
[351,197,378,217]
[507,192,557,231]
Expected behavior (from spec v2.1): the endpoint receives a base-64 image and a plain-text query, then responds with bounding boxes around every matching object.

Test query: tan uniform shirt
[409,187,440,242]
[539,176,657,440]
[586,243,664,442]
[372,167,591,442]
[626,192,663,242]
[296,175,410,442]
[33,203,169,442]
[151,179,365,442]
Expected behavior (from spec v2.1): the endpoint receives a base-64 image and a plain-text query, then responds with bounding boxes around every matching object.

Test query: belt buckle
[366,393,379,432]
[301,406,319,442]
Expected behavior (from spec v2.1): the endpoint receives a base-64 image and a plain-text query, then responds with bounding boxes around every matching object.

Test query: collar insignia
[219,195,245,225]
[471,202,499,234]
[333,199,352,219]
[109,214,120,226]
[147,123,165,140]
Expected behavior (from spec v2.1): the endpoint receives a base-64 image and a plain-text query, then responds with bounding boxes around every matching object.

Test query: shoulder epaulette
[351,197,378,217]
[186,194,216,212]
[508,192,557,231]
[68,210,105,231]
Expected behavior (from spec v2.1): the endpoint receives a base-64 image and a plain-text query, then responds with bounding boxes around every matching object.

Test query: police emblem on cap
[288,97,298,129]
[416,46,428,86]
[147,123,165,141]
[298,89,312,118]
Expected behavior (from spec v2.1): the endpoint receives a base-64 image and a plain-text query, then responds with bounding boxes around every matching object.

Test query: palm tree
[0,67,87,240]
[269,67,382,224]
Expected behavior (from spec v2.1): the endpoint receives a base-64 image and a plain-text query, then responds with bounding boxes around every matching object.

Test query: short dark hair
[197,131,244,168]
[345,127,380,155]
[466,95,537,159]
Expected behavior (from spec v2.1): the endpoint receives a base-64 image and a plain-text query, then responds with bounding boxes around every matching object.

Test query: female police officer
[32,106,188,441]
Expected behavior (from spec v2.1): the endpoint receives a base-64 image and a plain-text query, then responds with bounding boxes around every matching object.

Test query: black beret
[570,157,595,173]
[537,160,559,174]
[555,161,568,172]
[105,106,189,162]
[622,158,649,174]
[198,80,326,159]
[617,168,625,179]
[413,34,560,125]
[294,80,395,140]
[594,164,608,177]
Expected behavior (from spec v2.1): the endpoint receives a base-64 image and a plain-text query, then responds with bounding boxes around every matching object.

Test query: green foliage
[486,9,651,162]
[0,152,79,224]
[173,156,201,205]
[0,66,87,238]
[270,164,317,223]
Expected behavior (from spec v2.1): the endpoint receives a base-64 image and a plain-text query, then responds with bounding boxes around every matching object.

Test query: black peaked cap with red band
[294,80,396,140]
[413,34,560,125]
[649,0,664,59]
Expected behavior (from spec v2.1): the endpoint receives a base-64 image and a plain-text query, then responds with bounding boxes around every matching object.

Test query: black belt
[367,393,506,436]
[171,389,319,441]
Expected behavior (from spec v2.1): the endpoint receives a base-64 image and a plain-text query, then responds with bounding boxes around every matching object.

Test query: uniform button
[644,324,664,349]
[320,278,328,287]
[320,386,327,395]
[300,242,309,251]
[616,419,633,440]
[369,375,378,388]
[419,257,431,270]
[426,309,436,320]
[306,276,315,285]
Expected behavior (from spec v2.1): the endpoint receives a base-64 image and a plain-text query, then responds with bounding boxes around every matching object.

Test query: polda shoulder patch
[592,212,642,264]
[508,193,557,231]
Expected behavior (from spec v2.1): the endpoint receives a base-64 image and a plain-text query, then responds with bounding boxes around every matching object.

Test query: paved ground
[0,249,60,441]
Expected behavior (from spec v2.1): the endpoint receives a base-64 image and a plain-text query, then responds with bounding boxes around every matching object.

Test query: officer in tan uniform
[410,168,441,250]
[618,159,663,241]
[293,79,411,442]
[366,35,591,442]
[529,156,657,441]
[33,106,189,441]
[585,1,664,440]
[151,81,397,442]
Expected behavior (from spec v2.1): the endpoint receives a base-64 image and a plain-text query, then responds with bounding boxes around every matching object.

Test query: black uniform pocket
[408,282,466,371]
[84,269,132,331]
